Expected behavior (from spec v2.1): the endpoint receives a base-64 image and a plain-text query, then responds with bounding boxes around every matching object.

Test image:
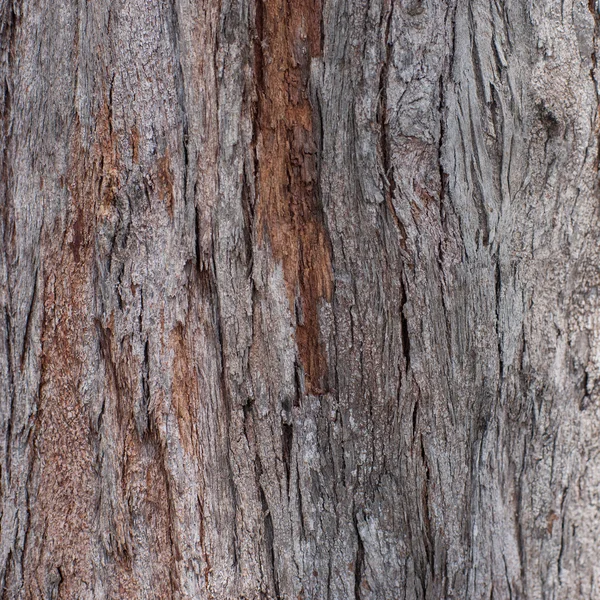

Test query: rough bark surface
[2,0,600,598]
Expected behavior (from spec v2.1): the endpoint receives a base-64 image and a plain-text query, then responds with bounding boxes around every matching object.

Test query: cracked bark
[3,0,600,598]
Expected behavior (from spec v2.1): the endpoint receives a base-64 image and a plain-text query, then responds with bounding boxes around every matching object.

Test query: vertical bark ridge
[0,3,23,594]
[24,104,98,600]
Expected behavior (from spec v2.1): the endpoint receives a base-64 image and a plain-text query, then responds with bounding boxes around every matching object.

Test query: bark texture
[2,0,600,598]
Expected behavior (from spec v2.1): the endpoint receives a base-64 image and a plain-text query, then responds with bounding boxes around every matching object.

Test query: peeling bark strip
[254,0,333,394]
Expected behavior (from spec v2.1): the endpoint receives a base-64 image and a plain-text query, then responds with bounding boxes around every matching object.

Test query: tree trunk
[2,0,600,598]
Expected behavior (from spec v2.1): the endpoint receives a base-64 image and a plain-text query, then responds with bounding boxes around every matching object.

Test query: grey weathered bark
[2,0,600,598]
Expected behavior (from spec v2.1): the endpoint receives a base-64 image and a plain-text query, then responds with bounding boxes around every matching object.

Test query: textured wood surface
[2,0,600,598]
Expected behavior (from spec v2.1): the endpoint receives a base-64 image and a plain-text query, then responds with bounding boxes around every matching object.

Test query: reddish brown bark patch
[96,95,121,218]
[24,90,177,597]
[170,323,198,454]
[254,0,332,394]
[24,120,97,599]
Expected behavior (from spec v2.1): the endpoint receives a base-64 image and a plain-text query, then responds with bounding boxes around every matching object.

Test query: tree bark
[2,0,600,598]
